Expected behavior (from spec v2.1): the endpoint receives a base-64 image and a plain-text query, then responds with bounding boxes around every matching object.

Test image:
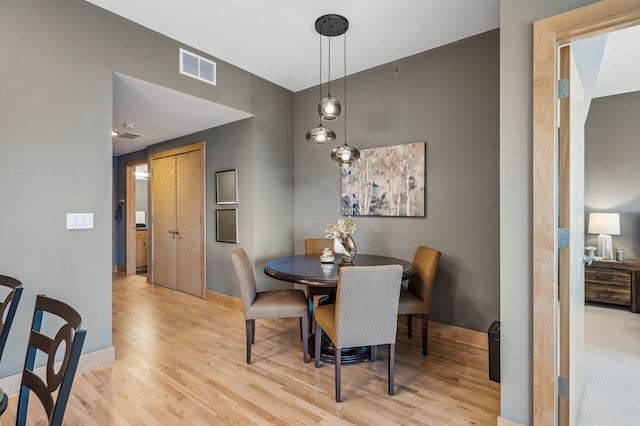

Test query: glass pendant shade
[331,141,360,167]
[306,123,336,144]
[318,95,341,120]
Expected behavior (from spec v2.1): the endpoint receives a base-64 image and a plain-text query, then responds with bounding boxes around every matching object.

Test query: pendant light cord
[318,32,322,105]
[343,31,347,143]
[327,17,331,96]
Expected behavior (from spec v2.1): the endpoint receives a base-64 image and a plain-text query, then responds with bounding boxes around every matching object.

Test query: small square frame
[215,169,238,204]
[216,208,238,243]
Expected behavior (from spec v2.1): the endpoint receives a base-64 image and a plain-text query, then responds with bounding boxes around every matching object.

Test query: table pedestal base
[308,333,371,364]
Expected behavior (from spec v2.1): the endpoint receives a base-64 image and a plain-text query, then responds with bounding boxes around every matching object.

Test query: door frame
[532,1,640,424]
[125,158,147,275]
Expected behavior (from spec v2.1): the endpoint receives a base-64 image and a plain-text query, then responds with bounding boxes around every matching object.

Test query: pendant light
[317,15,341,121]
[331,19,360,168]
[306,21,336,144]
[306,14,348,144]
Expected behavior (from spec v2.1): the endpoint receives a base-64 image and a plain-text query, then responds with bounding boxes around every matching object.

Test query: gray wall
[294,30,500,332]
[499,0,599,423]
[0,0,293,376]
[585,92,640,260]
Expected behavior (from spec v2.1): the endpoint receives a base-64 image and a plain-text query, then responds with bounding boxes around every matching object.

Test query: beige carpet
[577,304,640,425]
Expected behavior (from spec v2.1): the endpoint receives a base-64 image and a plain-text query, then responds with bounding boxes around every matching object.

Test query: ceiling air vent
[180,48,216,85]
[117,132,142,139]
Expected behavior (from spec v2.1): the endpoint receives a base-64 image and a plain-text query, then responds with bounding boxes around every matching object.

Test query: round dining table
[264,253,415,363]
[264,253,415,286]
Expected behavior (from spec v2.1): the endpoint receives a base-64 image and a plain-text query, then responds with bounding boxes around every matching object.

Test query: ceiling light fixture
[306,14,349,144]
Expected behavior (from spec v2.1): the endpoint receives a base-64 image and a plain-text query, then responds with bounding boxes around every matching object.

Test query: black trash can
[488,320,500,383]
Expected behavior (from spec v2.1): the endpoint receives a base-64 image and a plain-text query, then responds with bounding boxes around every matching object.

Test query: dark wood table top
[264,254,415,287]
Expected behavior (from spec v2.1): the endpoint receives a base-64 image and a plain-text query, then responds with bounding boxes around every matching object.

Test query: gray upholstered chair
[398,246,441,356]
[230,248,309,364]
[314,265,403,402]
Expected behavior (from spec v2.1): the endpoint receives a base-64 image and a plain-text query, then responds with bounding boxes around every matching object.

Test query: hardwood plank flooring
[2,273,499,425]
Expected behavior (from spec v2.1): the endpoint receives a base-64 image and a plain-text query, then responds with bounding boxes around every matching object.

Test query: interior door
[176,149,204,297]
[558,45,586,426]
[151,155,177,289]
[149,142,205,297]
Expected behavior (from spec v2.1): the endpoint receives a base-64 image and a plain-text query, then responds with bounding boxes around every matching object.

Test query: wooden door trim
[125,158,147,275]
[148,141,206,298]
[532,1,640,424]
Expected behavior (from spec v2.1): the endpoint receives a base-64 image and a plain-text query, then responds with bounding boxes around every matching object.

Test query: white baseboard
[0,345,115,397]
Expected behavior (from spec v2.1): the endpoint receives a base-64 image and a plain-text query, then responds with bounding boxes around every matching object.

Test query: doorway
[532,2,640,424]
[125,158,148,276]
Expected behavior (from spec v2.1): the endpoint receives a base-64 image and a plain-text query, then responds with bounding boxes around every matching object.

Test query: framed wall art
[216,208,238,243]
[340,141,425,217]
[215,169,238,204]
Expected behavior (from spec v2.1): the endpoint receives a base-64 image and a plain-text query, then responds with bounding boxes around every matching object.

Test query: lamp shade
[306,124,336,144]
[587,213,620,235]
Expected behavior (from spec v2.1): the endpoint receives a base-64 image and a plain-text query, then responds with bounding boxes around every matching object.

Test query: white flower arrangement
[325,217,356,240]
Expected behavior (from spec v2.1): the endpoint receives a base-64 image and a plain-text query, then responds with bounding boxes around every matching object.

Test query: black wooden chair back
[0,275,23,361]
[17,294,86,425]
[0,274,23,413]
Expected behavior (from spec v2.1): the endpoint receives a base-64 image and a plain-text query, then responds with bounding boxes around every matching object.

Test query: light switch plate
[67,213,94,230]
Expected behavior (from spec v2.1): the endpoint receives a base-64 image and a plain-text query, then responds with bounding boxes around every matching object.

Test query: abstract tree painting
[341,141,425,217]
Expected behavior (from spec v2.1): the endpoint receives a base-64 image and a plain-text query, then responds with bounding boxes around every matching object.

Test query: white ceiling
[112,74,251,156]
[99,1,638,156]
[592,25,640,99]
[89,0,500,92]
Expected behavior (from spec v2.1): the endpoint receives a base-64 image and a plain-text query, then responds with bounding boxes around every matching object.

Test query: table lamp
[587,213,620,260]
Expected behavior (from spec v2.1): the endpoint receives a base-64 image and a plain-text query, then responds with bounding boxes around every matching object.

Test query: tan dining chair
[230,248,309,364]
[305,238,333,255]
[314,264,403,402]
[304,238,334,332]
[398,246,441,356]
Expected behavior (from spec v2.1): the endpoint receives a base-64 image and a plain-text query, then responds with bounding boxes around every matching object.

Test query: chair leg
[245,319,252,364]
[388,343,395,395]
[335,348,342,402]
[301,316,309,363]
[407,314,413,338]
[370,345,377,362]
[251,319,255,344]
[314,322,322,368]
[308,296,315,334]
[422,314,429,356]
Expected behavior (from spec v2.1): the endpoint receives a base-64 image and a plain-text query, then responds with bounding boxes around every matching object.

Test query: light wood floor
[2,273,499,425]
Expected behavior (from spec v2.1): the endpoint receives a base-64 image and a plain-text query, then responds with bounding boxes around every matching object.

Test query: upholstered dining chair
[17,294,86,425]
[0,274,23,414]
[398,245,441,356]
[304,238,334,330]
[305,238,333,255]
[230,248,309,364]
[314,265,403,402]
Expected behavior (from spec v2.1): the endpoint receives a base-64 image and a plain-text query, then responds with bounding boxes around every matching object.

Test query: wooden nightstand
[584,259,640,313]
